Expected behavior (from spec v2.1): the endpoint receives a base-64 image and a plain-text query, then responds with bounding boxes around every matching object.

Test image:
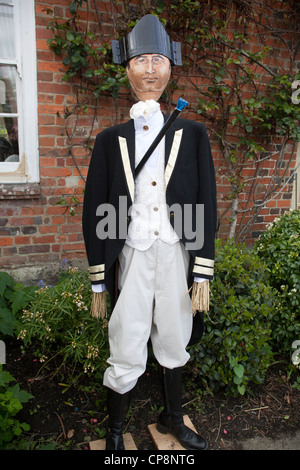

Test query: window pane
[0,116,19,162]
[0,3,15,59]
[0,65,18,113]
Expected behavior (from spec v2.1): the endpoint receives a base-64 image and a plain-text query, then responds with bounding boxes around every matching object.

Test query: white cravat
[130,99,160,120]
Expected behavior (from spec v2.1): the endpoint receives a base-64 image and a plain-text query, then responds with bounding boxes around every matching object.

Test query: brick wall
[0,0,298,283]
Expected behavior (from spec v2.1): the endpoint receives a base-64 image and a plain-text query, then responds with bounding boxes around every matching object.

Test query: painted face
[126,54,171,102]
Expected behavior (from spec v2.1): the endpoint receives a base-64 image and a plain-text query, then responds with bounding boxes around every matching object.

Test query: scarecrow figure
[82,14,217,450]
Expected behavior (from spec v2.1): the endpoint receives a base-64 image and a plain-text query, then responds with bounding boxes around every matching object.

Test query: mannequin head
[126,53,171,102]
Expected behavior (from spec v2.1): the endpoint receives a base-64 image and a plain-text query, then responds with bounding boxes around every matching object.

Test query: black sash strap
[134,98,188,178]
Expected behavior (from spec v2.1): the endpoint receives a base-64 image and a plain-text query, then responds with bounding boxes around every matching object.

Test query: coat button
[143,125,149,131]
[153,207,159,211]
[154,231,159,236]
[151,181,157,186]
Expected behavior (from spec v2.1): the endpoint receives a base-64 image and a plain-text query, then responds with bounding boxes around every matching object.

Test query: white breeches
[103,239,193,394]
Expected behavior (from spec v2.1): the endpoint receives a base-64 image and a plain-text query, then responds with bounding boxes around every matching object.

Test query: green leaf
[0,307,14,336]
[66,32,75,42]
[233,364,244,378]
[0,368,14,387]
[69,2,77,15]
[0,273,14,296]
[85,69,94,78]
[233,375,243,384]
[10,290,30,315]
[10,384,34,404]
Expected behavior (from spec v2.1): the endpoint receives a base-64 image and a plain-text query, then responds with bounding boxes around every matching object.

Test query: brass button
[151,181,157,186]
[143,125,149,131]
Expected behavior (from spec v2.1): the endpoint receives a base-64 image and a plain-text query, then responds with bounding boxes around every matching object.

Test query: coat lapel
[121,119,135,175]
[164,117,183,189]
[118,120,135,203]
[164,114,174,168]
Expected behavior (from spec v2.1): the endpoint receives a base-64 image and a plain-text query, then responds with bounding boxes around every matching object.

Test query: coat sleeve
[191,124,217,280]
[82,133,108,286]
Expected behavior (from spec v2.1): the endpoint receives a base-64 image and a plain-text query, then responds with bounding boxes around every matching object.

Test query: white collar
[130,99,160,120]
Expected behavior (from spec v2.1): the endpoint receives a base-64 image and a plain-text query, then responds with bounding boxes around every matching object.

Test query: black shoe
[105,388,131,450]
[156,366,208,450]
[157,411,208,450]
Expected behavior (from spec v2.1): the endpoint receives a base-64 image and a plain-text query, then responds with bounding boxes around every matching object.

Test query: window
[0,0,39,184]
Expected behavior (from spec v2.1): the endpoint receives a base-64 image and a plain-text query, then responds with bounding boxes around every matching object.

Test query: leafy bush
[255,209,300,354]
[0,365,33,449]
[16,267,109,378]
[0,272,36,339]
[188,240,276,397]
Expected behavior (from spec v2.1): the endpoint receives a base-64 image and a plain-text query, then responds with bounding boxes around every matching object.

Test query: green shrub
[16,267,110,378]
[0,364,33,449]
[255,209,300,354]
[0,272,36,339]
[188,240,275,397]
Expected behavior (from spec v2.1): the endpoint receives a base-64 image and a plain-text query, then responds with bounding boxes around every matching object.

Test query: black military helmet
[112,14,182,66]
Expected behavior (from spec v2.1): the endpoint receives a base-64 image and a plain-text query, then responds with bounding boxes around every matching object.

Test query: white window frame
[0,0,39,184]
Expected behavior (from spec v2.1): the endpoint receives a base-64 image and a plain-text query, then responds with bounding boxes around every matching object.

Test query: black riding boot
[105,388,131,450]
[157,366,208,450]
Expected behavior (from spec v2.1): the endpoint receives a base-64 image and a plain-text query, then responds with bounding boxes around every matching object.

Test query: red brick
[32,235,56,244]
[0,255,25,267]
[19,245,50,254]
[62,243,85,251]
[39,157,57,167]
[10,217,35,226]
[15,236,32,245]
[277,200,291,208]
[38,103,65,115]
[52,216,66,225]
[0,238,13,247]
[36,39,52,51]
[26,253,60,263]
[21,207,45,216]
[46,206,66,216]
[51,244,61,252]
[38,225,58,234]
[40,167,72,178]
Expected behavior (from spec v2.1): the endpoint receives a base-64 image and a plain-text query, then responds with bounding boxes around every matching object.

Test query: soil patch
[4,337,300,450]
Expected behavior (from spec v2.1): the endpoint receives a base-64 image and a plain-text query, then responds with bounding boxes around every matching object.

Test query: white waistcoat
[126,112,179,251]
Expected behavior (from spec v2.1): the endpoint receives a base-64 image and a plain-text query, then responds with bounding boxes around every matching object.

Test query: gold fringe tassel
[90,291,107,319]
[191,280,210,315]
